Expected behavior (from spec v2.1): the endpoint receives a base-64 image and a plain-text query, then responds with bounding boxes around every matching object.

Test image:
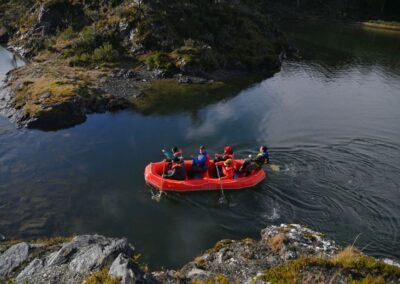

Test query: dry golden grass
[82,268,121,284]
[363,21,400,31]
[194,256,207,269]
[268,233,287,252]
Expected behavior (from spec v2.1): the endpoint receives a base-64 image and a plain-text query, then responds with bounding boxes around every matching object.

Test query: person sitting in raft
[239,145,269,176]
[162,146,183,165]
[215,159,235,180]
[191,145,210,173]
[214,146,234,162]
[163,156,186,180]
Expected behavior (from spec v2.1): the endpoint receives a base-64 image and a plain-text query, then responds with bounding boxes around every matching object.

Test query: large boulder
[0,243,30,277]
[33,0,88,36]
[16,235,138,284]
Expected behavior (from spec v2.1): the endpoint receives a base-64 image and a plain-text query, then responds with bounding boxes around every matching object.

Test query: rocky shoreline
[1,224,399,283]
[0,0,288,130]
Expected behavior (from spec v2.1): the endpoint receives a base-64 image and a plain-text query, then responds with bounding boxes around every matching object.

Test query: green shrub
[144,52,174,70]
[73,26,98,51]
[58,26,77,40]
[92,42,118,62]
[115,5,135,19]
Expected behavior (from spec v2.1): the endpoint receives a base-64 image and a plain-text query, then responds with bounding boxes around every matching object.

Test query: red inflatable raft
[144,160,266,192]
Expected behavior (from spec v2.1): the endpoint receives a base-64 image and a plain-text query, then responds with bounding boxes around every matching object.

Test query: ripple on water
[260,142,400,260]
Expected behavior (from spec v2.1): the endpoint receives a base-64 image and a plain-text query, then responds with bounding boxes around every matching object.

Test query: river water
[1,22,400,268]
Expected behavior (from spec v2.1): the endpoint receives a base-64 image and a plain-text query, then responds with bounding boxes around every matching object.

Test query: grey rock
[16,258,45,281]
[186,268,210,278]
[0,242,30,276]
[16,235,135,284]
[48,235,133,270]
[109,253,135,284]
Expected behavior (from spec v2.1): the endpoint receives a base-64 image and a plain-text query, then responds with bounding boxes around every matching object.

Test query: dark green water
[1,22,400,268]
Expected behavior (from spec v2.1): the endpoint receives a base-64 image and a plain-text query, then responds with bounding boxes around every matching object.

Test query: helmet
[224,159,232,166]
[224,146,233,154]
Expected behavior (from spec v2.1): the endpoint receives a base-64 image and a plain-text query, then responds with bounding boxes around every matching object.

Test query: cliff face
[1,224,399,283]
[0,0,285,129]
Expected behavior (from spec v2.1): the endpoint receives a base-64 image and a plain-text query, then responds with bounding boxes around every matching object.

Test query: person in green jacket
[239,146,269,176]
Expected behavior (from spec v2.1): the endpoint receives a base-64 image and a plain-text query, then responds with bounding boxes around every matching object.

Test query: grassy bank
[362,20,400,31]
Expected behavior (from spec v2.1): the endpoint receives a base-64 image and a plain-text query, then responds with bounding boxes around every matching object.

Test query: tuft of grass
[15,78,80,106]
[0,239,24,246]
[31,236,74,246]
[92,42,118,62]
[351,274,385,284]
[363,21,400,31]
[268,233,287,252]
[0,236,73,248]
[58,26,78,41]
[194,256,207,269]
[204,239,234,254]
[192,274,231,284]
[260,246,400,283]
[82,268,121,284]
[143,52,174,70]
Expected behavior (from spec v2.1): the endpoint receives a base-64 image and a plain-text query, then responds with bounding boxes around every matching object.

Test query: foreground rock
[0,235,155,283]
[1,224,399,283]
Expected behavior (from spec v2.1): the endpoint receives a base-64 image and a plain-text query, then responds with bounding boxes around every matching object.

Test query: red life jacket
[205,152,210,167]
[223,153,234,160]
[171,161,182,170]
[222,165,234,179]
[216,161,234,179]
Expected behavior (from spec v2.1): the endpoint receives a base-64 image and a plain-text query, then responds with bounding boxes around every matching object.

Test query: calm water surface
[1,22,400,268]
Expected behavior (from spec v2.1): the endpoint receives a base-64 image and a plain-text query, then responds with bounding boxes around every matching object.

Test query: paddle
[269,164,280,172]
[160,160,166,192]
[215,163,227,205]
[151,158,168,202]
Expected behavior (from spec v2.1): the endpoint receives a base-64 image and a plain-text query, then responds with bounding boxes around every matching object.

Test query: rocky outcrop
[0,0,289,130]
[0,242,30,277]
[0,65,133,130]
[160,224,341,283]
[0,235,155,284]
[1,224,399,283]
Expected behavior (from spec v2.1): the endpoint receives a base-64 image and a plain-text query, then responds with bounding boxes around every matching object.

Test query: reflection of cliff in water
[132,73,273,117]
[284,22,400,78]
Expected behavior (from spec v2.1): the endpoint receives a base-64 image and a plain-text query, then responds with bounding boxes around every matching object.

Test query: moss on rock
[260,246,400,283]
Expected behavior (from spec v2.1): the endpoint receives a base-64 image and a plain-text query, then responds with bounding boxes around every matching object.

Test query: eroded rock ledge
[1,224,399,283]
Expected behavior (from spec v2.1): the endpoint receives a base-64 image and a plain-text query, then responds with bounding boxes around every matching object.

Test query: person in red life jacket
[239,145,269,176]
[191,145,210,173]
[163,156,186,180]
[215,146,234,162]
[215,159,235,180]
